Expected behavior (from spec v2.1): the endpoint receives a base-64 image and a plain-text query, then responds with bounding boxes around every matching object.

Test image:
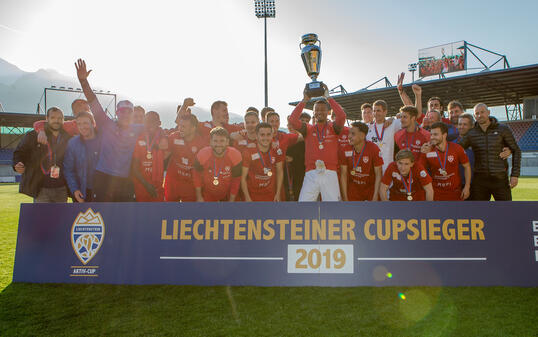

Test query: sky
[1,0,538,126]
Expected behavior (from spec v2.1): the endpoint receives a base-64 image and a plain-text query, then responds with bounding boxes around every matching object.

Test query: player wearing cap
[193,127,242,202]
[241,122,284,201]
[394,105,431,161]
[131,111,168,202]
[339,122,383,201]
[380,149,434,201]
[165,114,208,202]
[289,83,346,201]
[75,59,144,201]
[419,122,471,200]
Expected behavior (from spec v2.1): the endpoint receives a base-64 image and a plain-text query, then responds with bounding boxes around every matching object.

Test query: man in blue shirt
[75,59,144,201]
[64,111,101,202]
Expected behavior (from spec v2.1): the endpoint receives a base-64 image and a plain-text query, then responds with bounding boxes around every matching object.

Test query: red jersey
[420,142,469,201]
[417,114,452,125]
[234,136,258,154]
[164,131,208,202]
[381,162,432,201]
[193,146,242,201]
[338,141,384,201]
[394,127,431,161]
[289,98,346,172]
[242,146,284,201]
[198,121,243,141]
[272,131,298,154]
[336,126,350,149]
[132,130,166,202]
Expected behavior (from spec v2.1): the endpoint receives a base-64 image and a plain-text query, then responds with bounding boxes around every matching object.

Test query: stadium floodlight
[408,63,418,82]
[254,0,276,107]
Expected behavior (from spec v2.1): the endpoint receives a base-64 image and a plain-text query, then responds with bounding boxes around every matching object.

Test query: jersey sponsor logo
[392,172,401,180]
[426,152,437,158]
[420,170,427,178]
[448,155,455,162]
[138,140,147,146]
[238,140,247,145]
[71,208,105,265]
[181,157,189,165]
[247,143,256,148]
[252,153,260,160]
[174,139,185,145]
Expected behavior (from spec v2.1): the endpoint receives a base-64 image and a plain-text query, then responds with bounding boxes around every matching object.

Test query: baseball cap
[116,100,134,112]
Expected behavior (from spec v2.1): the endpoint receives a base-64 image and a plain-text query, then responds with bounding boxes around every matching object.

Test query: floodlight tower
[254,0,276,108]
[408,63,418,82]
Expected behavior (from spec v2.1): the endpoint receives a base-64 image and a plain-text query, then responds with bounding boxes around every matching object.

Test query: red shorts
[434,190,462,201]
[134,183,164,202]
[347,188,375,201]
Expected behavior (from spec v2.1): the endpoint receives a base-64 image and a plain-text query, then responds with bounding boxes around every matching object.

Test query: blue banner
[13,202,538,286]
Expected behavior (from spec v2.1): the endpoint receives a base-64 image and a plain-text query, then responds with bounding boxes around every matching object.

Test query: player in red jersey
[234,111,259,153]
[177,97,244,142]
[132,111,168,202]
[266,111,301,154]
[339,122,383,201]
[241,122,284,201]
[420,122,471,200]
[289,84,346,201]
[164,114,208,202]
[380,150,434,201]
[394,105,431,161]
[193,127,242,202]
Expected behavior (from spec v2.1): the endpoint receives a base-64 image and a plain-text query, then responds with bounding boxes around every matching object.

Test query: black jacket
[12,127,71,198]
[459,117,521,177]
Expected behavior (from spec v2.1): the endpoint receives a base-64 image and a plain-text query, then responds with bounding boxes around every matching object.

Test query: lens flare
[386,272,393,278]
[398,292,406,300]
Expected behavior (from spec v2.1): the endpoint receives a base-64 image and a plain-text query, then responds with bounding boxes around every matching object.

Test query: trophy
[300,33,325,97]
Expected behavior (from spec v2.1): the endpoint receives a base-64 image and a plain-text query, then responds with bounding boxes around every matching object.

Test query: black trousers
[92,170,135,202]
[471,172,512,201]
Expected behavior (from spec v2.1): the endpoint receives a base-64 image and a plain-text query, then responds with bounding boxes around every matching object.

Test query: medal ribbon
[40,134,60,174]
[400,169,413,195]
[315,123,327,147]
[352,144,366,173]
[213,158,221,180]
[374,124,385,142]
[435,143,449,172]
[145,131,160,156]
[405,131,416,150]
[257,148,272,173]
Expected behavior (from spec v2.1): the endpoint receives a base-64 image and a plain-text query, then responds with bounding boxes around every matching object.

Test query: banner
[13,202,538,287]
[418,41,466,77]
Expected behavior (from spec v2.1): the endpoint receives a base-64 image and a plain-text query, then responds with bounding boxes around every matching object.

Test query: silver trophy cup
[300,33,325,97]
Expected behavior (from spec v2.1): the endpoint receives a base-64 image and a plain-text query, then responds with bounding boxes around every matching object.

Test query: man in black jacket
[459,103,521,201]
[13,107,71,202]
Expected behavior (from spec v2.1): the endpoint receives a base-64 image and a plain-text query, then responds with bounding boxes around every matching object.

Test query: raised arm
[289,89,309,137]
[397,72,413,106]
[75,59,107,127]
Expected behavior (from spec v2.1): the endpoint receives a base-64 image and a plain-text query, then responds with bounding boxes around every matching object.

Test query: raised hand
[321,83,330,98]
[183,97,195,108]
[75,59,92,81]
[397,72,405,92]
[412,84,422,96]
[302,86,311,102]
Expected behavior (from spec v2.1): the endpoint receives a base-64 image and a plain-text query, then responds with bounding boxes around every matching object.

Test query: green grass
[1,181,538,336]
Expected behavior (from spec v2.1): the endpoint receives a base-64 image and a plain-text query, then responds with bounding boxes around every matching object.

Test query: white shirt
[366,118,402,173]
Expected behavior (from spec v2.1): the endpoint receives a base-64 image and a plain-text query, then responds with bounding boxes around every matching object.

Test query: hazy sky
[1,0,537,126]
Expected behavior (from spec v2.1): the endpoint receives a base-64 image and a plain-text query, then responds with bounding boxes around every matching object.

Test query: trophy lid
[301,33,318,44]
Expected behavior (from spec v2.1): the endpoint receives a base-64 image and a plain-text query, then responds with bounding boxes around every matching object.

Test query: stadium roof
[289,63,538,120]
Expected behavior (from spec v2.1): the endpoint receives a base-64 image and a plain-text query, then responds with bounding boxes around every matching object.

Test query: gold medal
[146,152,152,160]
[267,170,273,177]
[319,143,324,150]
[350,170,356,176]
[407,195,413,201]
[213,178,219,186]
[440,169,447,176]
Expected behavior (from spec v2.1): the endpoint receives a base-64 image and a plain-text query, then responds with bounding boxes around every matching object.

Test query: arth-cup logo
[71,208,105,265]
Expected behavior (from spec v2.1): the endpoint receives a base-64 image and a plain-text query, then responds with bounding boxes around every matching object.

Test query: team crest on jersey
[181,157,189,165]
[416,140,421,145]
[225,166,230,172]
[363,156,369,163]
[174,139,185,145]
[277,149,283,155]
[420,170,427,178]
[71,208,105,265]
[448,155,454,162]
[342,135,347,139]
[138,140,147,146]
[392,172,401,180]
[191,146,197,153]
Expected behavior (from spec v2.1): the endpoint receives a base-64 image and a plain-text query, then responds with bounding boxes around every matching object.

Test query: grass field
[1,182,538,336]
